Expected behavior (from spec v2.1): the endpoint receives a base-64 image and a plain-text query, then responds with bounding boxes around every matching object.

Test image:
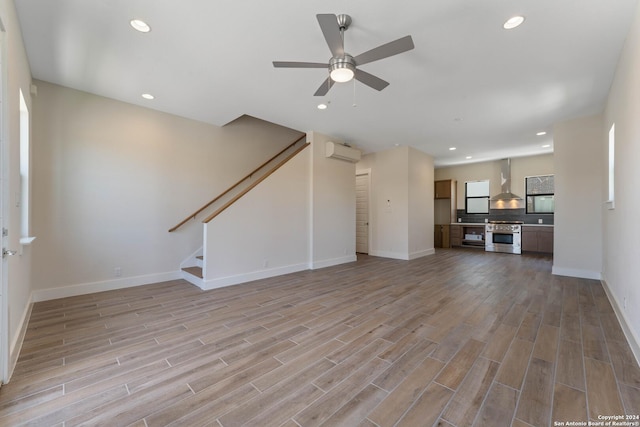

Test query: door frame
[355,169,371,255]
[0,17,7,384]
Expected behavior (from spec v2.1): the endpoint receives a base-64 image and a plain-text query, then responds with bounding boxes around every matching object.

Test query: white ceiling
[14,0,639,166]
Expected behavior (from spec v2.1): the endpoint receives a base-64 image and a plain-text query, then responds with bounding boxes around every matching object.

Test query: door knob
[3,248,17,258]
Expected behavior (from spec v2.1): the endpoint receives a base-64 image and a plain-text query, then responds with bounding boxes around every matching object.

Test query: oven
[485,221,522,254]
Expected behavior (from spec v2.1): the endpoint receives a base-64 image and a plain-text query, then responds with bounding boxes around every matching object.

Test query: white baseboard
[7,293,33,383]
[201,263,309,291]
[368,250,410,260]
[551,266,602,280]
[32,271,183,302]
[601,279,640,367]
[310,254,357,270]
[408,248,435,260]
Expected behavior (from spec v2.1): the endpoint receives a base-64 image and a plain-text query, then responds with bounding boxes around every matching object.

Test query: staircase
[172,135,309,288]
[182,256,203,279]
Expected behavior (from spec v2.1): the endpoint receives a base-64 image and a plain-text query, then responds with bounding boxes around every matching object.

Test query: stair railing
[169,134,306,232]
[203,142,310,224]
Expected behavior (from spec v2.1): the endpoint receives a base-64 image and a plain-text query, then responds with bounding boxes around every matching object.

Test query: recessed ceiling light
[542,144,551,148]
[449,147,457,151]
[130,19,151,33]
[503,16,525,30]
[466,156,473,159]
[317,103,327,110]
[536,131,547,136]
[141,93,154,100]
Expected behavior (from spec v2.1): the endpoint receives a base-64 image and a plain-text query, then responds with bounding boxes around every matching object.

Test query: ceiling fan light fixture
[330,67,354,83]
[329,55,356,83]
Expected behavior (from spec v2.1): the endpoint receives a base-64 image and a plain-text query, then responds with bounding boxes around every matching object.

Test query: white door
[355,171,370,254]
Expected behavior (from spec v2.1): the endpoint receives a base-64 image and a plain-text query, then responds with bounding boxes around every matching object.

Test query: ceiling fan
[273,14,415,96]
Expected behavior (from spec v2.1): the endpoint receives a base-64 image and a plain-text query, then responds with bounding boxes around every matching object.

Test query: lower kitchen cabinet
[522,226,554,254]
[435,224,450,248]
[450,225,485,248]
[450,225,462,247]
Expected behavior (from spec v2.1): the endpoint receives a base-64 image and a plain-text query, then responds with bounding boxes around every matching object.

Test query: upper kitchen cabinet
[435,179,453,199]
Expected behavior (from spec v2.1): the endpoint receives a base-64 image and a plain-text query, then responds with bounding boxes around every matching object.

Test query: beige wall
[1,0,35,381]
[357,146,434,260]
[308,132,357,267]
[435,154,554,211]
[203,131,358,287]
[552,114,604,279]
[602,1,640,359]
[408,147,435,258]
[31,81,302,296]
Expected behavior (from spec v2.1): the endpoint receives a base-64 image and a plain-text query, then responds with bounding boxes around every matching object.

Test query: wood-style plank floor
[1,250,639,426]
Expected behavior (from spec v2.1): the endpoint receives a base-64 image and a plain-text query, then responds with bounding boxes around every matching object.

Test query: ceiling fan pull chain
[352,78,357,107]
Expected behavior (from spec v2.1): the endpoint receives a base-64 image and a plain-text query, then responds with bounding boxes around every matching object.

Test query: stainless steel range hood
[491,158,522,201]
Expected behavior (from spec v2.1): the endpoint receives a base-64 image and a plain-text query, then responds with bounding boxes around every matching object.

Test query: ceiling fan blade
[354,35,415,66]
[273,61,328,68]
[317,14,344,57]
[314,77,335,96]
[355,69,389,91]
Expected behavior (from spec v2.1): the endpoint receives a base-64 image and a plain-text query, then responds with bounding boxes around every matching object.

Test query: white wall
[31,81,303,298]
[358,145,435,260]
[408,147,435,259]
[0,0,35,381]
[308,132,357,268]
[552,114,603,280]
[602,2,640,360]
[358,147,409,259]
[201,131,358,289]
[203,147,311,288]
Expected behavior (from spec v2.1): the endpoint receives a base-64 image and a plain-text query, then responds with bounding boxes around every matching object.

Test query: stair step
[182,266,203,279]
[196,256,203,260]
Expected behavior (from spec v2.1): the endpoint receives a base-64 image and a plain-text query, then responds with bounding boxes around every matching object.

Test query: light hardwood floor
[1,250,638,426]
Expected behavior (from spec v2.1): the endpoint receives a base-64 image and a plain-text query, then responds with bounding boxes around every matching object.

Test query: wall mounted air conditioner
[325,141,361,163]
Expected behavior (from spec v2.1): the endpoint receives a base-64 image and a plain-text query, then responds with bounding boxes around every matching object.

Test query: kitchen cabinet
[435,179,453,199]
[435,224,450,248]
[450,224,484,248]
[450,225,462,247]
[522,226,554,254]
[462,225,485,248]
[434,179,457,248]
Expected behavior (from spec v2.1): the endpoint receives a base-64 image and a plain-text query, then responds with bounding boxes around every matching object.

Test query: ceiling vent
[491,158,522,200]
[325,141,361,163]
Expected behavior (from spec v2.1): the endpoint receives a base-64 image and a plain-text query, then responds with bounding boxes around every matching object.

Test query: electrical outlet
[114,267,122,277]
[263,259,269,268]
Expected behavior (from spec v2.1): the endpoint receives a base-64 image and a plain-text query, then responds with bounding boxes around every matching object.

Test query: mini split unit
[325,141,361,163]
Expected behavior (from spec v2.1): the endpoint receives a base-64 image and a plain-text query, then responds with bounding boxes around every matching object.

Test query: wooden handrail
[169,134,306,232]
[203,142,310,224]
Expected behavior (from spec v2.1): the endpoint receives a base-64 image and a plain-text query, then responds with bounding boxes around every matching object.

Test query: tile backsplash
[455,208,554,225]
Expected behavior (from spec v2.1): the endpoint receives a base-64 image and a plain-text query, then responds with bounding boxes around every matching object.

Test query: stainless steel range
[485,221,523,254]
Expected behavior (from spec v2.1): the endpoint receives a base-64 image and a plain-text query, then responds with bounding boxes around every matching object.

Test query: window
[525,175,554,214]
[465,180,489,214]
[19,89,33,242]
[607,123,615,209]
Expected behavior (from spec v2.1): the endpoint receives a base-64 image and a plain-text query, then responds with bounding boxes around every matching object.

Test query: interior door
[355,171,370,254]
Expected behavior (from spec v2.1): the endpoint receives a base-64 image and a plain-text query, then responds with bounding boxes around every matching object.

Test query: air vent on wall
[325,141,361,163]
